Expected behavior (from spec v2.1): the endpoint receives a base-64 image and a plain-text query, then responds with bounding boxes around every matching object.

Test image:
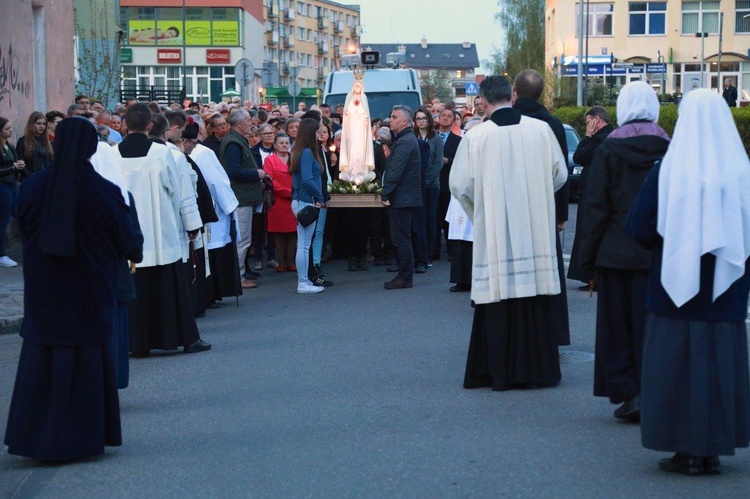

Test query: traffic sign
[287,81,302,97]
[234,58,254,87]
[465,82,479,95]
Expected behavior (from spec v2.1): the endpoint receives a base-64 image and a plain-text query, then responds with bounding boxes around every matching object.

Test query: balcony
[280,62,290,75]
[267,31,279,45]
[317,41,328,54]
[350,25,360,38]
[317,16,328,30]
[284,34,295,48]
[283,8,295,22]
[268,5,279,18]
[317,67,328,80]
[334,20,344,33]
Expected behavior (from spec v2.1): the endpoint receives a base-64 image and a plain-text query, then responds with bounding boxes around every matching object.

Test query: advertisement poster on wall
[128,20,239,46]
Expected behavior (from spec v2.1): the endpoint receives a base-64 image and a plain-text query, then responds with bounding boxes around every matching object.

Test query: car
[564,124,584,202]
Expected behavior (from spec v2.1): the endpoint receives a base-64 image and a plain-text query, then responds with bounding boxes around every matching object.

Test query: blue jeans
[292,200,317,283]
[388,206,415,282]
[0,181,18,257]
[312,207,327,265]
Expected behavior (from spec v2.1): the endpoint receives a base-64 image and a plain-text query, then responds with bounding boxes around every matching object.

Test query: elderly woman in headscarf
[4,117,141,462]
[578,81,670,423]
[626,89,750,476]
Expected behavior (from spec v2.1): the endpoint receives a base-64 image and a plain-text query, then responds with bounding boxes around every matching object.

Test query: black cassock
[5,164,139,461]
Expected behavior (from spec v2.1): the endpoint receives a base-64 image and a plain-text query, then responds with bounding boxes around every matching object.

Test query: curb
[0,315,22,335]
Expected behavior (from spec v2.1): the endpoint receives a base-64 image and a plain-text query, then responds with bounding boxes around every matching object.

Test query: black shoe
[659,453,704,476]
[386,264,399,272]
[243,271,259,280]
[357,257,368,271]
[313,264,324,278]
[450,284,471,292]
[614,396,641,422]
[384,277,413,289]
[704,456,721,475]
[207,302,221,309]
[184,339,212,354]
[311,275,334,287]
[579,283,596,292]
[415,265,427,274]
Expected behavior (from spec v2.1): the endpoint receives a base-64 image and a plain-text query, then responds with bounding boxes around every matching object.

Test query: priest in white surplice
[449,75,568,391]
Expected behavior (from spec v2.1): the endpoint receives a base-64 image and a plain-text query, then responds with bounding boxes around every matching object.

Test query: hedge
[553,104,750,156]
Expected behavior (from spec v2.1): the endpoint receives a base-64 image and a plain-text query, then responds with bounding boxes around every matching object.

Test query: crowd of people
[2,72,750,477]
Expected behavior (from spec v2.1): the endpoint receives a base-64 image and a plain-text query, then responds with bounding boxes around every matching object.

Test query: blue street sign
[465,82,479,95]
[646,63,667,74]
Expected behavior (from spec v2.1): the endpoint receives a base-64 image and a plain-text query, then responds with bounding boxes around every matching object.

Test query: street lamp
[695,32,708,88]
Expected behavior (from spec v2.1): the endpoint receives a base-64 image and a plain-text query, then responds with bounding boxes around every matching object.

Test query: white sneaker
[0,256,17,267]
[297,281,325,294]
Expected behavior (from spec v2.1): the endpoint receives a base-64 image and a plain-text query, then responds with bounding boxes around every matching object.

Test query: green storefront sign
[121,48,133,64]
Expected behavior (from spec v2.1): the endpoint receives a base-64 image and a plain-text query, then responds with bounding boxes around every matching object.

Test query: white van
[323,67,423,120]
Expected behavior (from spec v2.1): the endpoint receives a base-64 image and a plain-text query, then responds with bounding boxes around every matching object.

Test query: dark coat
[723,85,738,108]
[438,131,461,193]
[16,135,52,177]
[573,124,614,196]
[626,163,750,323]
[203,134,223,158]
[381,128,421,208]
[578,133,670,279]
[514,97,569,223]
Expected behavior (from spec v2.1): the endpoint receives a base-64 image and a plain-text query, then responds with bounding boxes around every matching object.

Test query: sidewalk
[0,236,23,335]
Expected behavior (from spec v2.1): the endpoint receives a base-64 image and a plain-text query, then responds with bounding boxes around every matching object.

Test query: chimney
[421,37,427,49]
[462,41,471,49]
[398,44,406,54]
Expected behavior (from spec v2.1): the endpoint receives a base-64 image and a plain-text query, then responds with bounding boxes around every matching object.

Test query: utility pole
[696,31,708,88]
[577,1,584,106]
[717,12,724,94]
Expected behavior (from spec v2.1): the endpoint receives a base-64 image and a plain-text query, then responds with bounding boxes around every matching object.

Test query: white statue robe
[190,143,239,251]
[339,100,375,180]
[449,113,567,304]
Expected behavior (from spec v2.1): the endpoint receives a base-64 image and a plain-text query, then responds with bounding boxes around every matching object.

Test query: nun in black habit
[4,117,140,462]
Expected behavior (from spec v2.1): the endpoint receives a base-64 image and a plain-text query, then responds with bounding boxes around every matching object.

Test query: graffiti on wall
[0,43,31,108]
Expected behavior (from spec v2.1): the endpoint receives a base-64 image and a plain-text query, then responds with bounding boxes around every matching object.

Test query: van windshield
[325,92,422,120]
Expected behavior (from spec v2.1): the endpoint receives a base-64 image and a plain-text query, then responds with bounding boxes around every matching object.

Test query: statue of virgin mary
[339,72,376,184]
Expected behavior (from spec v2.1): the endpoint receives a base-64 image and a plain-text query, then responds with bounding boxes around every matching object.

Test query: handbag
[296,205,319,227]
[261,176,275,211]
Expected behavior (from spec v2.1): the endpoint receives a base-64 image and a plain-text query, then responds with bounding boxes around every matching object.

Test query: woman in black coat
[16,111,53,178]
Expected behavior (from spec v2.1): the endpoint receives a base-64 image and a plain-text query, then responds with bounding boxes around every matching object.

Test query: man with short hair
[66,104,84,117]
[74,95,90,113]
[219,109,267,289]
[204,113,228,157]
[91,100,105,115]
[723,77,738,107]
[278,103,290,117]
[319,103,331,117]
[473,96,485,118]
[381,105,422,289]
[96,112,122,144]
[450,75,568,391]
[125,98,137,109]
[435,107,462,260]
[512,68,571,345]
[113,103,211,355]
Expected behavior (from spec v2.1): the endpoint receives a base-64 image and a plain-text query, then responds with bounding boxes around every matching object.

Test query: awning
[264,87,319,99]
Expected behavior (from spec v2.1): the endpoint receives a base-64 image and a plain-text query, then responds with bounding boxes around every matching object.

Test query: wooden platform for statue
[327,193,382,208]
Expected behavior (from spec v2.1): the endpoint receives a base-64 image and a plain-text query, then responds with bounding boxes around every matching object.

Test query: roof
[361,43,480,69]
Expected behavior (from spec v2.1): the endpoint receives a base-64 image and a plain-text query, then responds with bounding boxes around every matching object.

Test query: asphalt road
[1,205,749,497]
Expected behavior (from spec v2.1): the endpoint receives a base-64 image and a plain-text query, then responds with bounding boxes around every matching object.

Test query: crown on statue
[353,65,365,81]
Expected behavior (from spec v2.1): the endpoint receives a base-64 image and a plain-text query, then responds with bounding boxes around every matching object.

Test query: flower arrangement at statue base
[328,180,383,208]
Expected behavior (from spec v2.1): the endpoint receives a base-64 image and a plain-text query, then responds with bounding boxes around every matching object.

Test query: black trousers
[388,206,415,282]
[435,191,452,258]
[593,268,648,404]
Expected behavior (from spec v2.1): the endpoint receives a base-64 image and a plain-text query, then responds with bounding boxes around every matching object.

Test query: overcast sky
[357,0,502,73]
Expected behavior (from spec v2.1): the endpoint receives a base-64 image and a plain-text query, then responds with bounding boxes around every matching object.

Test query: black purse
[296,205,319,227]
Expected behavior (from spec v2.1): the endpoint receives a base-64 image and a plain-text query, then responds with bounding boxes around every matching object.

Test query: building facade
[362,40,480,102]
[546,0,750,102]
[262,0,361,105]
[119,0,265,104]
[0,0,76,134]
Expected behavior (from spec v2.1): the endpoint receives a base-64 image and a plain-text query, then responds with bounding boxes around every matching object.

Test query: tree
[74,0,122,107]
[485,0,545,79]
[420,69,453,103]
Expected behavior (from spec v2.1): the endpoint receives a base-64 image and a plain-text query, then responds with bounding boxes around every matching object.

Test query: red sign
[157,49,182,64]
[206,49,231,64]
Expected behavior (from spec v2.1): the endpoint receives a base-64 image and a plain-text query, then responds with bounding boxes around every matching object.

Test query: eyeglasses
[261,132,274,136]
[415,117,428,121]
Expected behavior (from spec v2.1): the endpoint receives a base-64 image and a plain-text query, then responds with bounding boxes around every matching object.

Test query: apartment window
[307,29,312,41]
[576,3,614,36]
[297,27,304,38]
[629,2,666,34]
[297,2,304,15]
[736,1,750,33]
[307,4,312,17]
[682,1,720,34]
[456,70,463,78]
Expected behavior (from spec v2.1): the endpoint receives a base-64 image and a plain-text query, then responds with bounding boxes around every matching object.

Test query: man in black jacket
[723,78,738,108]
[381,105,422,289]
[568,106,614,286]
[512,68,571,346]
[435,108,461,260]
